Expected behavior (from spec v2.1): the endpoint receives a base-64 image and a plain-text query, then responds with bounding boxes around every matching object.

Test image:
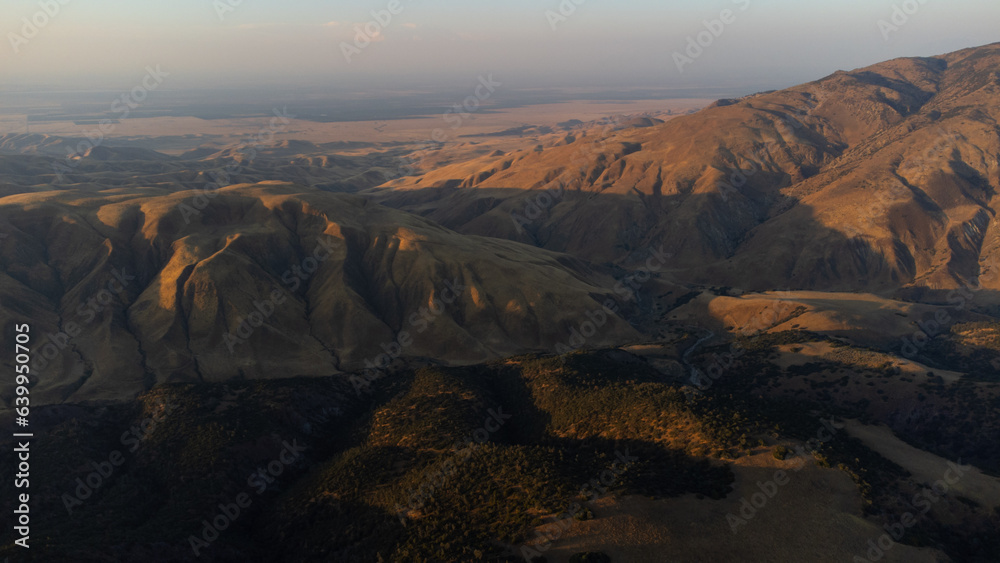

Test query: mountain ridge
[371,42,1000,297]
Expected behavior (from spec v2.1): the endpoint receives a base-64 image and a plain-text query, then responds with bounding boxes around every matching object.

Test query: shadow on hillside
[369,185,1000,312]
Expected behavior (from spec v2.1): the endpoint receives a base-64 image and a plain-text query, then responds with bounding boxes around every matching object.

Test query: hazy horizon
[3,0,998,94]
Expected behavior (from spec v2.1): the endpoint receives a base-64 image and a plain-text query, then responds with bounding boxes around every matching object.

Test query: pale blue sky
[2,0,998,92]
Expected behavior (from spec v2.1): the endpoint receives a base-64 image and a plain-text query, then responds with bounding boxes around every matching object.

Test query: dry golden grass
[774,341,965,383]
[526,451,946,563]
[844,420,1000,510]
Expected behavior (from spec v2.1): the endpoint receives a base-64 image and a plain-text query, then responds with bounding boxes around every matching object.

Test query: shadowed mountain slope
[372,43,1000,297]
[0,182,638,404]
